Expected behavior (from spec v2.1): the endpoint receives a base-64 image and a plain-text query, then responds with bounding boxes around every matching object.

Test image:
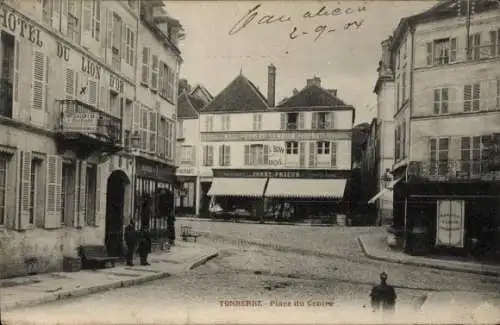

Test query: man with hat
[370,272,397,313]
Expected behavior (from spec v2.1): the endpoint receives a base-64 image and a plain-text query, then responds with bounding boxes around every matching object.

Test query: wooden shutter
[308,142,317,168]
[65,68,75,100]
[121,23,127,60]
[480,80,489,111]
[328,112,335,129]
[88,79,98,106]
[151,55,158,90]
[226,145,231,166]
[448,87,458,114]
[13,40,20,103]
[94,164,104,227]
[141,47,149,85]
[218,145,223,166]
[60,0,68,35]
[473,83,480,111]
[298,112,305,129]
[244,145,250,165]
[82,0,92,47]
[299,142,306,167]
[18,151,32,230]
[280,113,286,130]
[263,145,269,165]
[208,146,213,166]
[77,161,87,227]
[426,42,433,66]
[450,38,457,63]
[32,51,46,111]
[132,101,140,135]
[45,155,61,229]
[73,161,80,227]
[331,142,337,168]
[106,9,113,50]
[311,112,317,129]
[202,145,207,165]
[51,0,61,30]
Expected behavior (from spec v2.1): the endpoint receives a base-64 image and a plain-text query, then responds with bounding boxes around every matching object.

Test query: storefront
[175,166,198,216]
[207,169,349,222]
[133,158,176,238]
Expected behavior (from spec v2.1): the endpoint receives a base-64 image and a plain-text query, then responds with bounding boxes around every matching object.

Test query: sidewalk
[357,230,500,276]
[1,242,218,311]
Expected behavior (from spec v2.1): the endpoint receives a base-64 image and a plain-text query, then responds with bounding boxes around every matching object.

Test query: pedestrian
[124,220,137,266]
[370,272,397,313]
[138,229,152,266]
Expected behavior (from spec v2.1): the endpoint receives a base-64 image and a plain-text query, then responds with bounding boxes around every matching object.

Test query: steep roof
[177,92,200,119]
[190,84,214,102]
[201,74,270,113]
[277,84,352,111]
[391,0,499,50]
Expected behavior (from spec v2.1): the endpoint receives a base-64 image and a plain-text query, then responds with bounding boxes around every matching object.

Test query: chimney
[292,88,298,96]
[380,37,393,72]
[267,64,276,107]
[327,89,337,97]
[306,76,321,88]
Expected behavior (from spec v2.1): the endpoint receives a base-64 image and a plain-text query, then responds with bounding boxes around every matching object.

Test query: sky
[165,0,437,124]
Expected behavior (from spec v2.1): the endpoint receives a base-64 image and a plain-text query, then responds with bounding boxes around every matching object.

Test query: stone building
[0,0,182,278]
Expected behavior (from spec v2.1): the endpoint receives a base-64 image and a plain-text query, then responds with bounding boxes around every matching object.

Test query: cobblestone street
[5,222,500,324]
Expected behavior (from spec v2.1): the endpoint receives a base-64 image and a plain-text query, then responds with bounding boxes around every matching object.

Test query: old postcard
[1,0,500,324]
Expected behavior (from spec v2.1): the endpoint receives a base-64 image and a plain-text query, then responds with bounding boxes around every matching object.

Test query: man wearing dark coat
[124,220,137,266]
[137,230,152,266]
[370,272,397,313]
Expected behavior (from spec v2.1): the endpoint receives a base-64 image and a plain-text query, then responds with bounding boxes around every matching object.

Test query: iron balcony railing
[56,99,122,145]
[0,78,13,118]
[408,159,500,181]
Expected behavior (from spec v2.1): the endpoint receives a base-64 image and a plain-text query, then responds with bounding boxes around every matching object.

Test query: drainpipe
[130,0,141,229]
[403,24,416,252]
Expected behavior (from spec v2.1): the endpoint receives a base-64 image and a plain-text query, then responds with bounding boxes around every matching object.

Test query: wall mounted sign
[136,160,175,182]
[268,145,285,166]
[177,167,195,175]
[81,56,101,79]
[201,130,351,142]
[212,168,351,179]
[0,6,43,47]
[436,200,465,248]
[56,42,70,61]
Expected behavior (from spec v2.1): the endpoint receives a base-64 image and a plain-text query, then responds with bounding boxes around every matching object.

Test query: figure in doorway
[124,220,137,266]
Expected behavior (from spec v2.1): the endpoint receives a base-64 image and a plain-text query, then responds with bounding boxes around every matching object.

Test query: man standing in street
[370,272,397,313]
[124,220,137,266]
[138,229,152,266]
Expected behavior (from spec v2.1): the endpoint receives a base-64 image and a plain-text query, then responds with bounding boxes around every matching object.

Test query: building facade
[387,0,500,256]
[198,66,355,221]
[0,0,182,278]
[175,85,212,216]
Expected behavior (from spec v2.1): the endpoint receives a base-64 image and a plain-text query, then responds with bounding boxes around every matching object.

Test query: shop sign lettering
[0,7,43,47]
[81,56,101,79]
[269,145,285,166]
[177,167,194,174]
[56,42,70,61]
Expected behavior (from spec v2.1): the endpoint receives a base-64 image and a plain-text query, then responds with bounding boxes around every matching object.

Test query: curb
[356,236,500,277]
[177,217,337,227]
[2,272,170,312]
[3,251,220,312]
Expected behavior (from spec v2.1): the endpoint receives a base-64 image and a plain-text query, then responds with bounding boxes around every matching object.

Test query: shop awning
[367,177,403,204]
[207,178,267,197]
[264,178,347,198]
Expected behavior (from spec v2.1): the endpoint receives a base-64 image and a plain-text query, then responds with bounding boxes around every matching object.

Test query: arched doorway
[105,170,130,257]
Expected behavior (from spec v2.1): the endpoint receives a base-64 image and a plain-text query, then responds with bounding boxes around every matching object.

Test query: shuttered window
[149,111,157,153]
[32,51,48,111]
[151,55,158,90]
[203,145,213,166]
[464,83,480,112]
[218,145,231,166]
[141,47,150,85]
[0,155,8,226]
[18,151,32,230]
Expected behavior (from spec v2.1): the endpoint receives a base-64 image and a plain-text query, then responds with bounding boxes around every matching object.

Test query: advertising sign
[436,200,465,248]
[63,113,99,133]
[268,144,285,167]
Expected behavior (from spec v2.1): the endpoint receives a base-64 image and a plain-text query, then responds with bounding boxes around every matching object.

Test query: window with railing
[429,138,449,177]
[427,38,457,66]
[467,33,481,61]
[490,29,500,58]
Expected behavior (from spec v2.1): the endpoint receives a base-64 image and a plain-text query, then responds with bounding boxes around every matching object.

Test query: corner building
[198,66,354,221]
[0,0,182,278]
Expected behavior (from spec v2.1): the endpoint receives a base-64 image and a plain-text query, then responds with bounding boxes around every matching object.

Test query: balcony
[55,99,123,161]
[408,160,500,182]
[0,79,13,118]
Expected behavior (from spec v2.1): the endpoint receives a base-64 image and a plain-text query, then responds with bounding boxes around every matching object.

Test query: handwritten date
[289,20,364,41]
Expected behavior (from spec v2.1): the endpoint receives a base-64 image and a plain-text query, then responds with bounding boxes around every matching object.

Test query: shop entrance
[105,170,130,257]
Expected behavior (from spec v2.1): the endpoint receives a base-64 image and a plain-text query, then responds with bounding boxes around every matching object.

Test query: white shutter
[82,0,92,46]
[94,164,103,227]
[121,23,127,60]
[52,0,61,31]
[448,86,458,114]
[18,151,32,230]
[106,9,113,49]
[480,79,490,111]
[329,112,335,129]
[88,79,98,106]
[45,155,61,229]
[65,68,75,100]
[73,160,80,227]
[141,47,150,85]
[331,142,337,168]
[78,161,87,227]
[31,51,46,111]
[60,0,68,35]
[151,54,158,90]
[308,142,317,168]
[13,40,20,103]
[299,142,306,167]
[298,112,305,129]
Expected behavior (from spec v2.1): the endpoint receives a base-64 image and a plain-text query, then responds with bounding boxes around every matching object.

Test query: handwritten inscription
[0,7,43,47]
[228,3,367,41]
